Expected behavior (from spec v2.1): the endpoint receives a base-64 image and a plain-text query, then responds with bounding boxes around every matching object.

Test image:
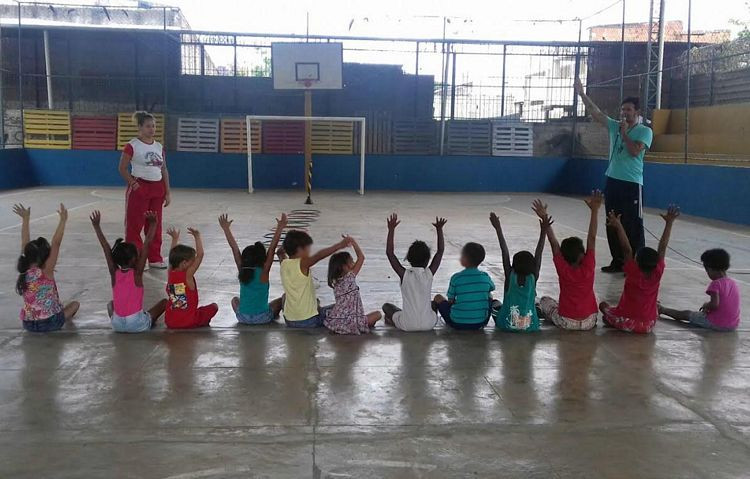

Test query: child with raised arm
[600,205,680,334]
[324,237,383,334]
[536,191,603,331]
[219,213,287,325]
[14,203,79,332]
[382,214,446,331]
[90,210,167,332]
[659,248,741,331]
[164,226,218,329]
[490,209,552,333]
[433,242,495,330]
[279,230,350,328]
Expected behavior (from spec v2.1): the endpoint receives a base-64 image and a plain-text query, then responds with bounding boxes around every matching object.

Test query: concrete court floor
[0,187,749,479]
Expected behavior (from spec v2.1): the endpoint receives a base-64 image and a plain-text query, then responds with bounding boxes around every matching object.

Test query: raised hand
[90,210,102,227]
[432,217,447,230]
[276,212,288,230]
[387,213,400,231]
[540,215,554,231]
[13,203,31,220]
[660,205,681,223]
[57,203,68,222]
[584,189,604,210]
[145,210,157,225]
[531,199,548,220]
[167,226,180,241]
[606,210,622,228]
[342,235,357,247]
[187,227,200,238]
[218,213,233,230]
[489,212,501,230]
[574,77,584,96]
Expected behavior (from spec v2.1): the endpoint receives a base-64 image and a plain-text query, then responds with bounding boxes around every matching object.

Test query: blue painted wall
[560,158,750,226]
[7,149,750,225]
[0,149,35,190]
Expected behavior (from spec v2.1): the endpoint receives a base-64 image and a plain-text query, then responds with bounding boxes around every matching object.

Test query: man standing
[574,78,653,273]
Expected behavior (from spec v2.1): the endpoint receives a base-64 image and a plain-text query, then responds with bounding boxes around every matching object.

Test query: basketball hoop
[303,79,313,88]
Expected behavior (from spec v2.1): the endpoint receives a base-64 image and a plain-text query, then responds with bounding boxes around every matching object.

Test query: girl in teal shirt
[489,205,552,332]
[219,212,287,324]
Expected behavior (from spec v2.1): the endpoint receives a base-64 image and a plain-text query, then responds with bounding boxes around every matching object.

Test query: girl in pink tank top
[90,210,167,332]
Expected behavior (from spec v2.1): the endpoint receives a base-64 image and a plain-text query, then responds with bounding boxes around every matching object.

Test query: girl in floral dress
[324,237,382,335]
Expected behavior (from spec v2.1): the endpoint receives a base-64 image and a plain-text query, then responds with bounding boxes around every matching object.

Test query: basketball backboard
[272,42,343,90]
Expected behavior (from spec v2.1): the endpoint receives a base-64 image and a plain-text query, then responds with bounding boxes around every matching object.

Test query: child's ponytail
[16,238,51,295]
[238,242,267,284]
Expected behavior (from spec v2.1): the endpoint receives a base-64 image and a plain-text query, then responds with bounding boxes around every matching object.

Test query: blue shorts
[688,311,736,332]
[236,310,274,325]
[111,310,152,333]
[23,311,65,332]
[435,301,491,331]
[285,306,331,328]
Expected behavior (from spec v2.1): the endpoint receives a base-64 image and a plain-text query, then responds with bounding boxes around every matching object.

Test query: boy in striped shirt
[433,242,496,330]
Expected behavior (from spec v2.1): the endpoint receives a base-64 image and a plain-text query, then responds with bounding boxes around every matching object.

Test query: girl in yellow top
[279,230,351,328]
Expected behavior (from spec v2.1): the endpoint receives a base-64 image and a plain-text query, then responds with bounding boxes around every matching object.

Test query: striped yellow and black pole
[304,90,313,205]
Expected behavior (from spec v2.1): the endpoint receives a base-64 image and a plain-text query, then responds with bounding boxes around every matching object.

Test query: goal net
[246,115,366,196]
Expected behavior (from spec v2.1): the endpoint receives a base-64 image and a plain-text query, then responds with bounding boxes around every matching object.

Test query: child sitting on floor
[490,209,552,332]
[324,237,382,334]
[91,210,167,332]
[164,226,218,329]
[14,203,79,332]
[279,230,350,328]
[659,248,741,331]
[599,205,680,334]
[219,212,287,325]
[536,191,603,331]
[382,214,446,331]
[433,242,495,330]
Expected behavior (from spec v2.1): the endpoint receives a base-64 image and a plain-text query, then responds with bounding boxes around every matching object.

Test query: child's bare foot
[64,301,80,321]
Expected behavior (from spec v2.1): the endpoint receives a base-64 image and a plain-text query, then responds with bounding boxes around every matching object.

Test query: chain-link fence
[1,1,749,164]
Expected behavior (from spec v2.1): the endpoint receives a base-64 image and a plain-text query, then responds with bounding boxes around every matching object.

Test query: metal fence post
[500,44,507,118]
[163,7,168,112]
[684,0,692,164]
[414,41,419,117]
[450,51,456,120]
[17,2,24,145]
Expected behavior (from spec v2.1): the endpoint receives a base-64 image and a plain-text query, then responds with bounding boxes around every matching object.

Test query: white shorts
[111,310,152,333]
[392,310,438,332]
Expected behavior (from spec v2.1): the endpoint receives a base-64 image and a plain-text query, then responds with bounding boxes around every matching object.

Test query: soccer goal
[245,115,366,196]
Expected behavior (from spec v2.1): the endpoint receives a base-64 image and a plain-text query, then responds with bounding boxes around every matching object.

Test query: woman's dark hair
[169,245,196,269]
[701,248,730,272]
[133,111,155,127]
[512,250,536,285]
[635,247,659,274]
[560,236,585,265]
[239,242,266,284]
[461,242,486,267]
[283,230,313,256]
[16,237,51,295]
[111,239,138,269]
[622,96,640,110]
[328,251,353,287]
[406,240,431,268]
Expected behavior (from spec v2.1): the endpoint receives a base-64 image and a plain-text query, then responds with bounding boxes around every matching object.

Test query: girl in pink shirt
[14,203,79,332]
[91,210,167,332]
[659,248,741,331]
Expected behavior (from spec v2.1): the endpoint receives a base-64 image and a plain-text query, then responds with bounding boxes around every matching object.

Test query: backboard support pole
[304,90,313,205]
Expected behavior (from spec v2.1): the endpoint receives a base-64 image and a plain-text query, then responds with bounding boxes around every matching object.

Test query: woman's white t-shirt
[392,267,438,331]
[124,138,164,181]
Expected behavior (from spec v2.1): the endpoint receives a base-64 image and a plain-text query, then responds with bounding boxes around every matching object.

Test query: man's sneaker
[601,263,624,274]
[149,261,168,269]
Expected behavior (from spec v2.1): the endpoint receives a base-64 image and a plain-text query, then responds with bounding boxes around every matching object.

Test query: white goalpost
[245,115,366,196]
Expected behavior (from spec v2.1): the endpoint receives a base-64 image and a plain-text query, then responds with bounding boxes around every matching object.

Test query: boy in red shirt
[600,205,680,334]
[536,190,603,330]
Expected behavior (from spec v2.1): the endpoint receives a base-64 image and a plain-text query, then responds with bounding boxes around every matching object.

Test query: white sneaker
[149,261,168,269]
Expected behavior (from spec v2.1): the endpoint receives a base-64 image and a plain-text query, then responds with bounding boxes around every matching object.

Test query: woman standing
[118,111,171,269]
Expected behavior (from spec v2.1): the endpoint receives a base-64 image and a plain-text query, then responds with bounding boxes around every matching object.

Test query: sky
[171,0,748,41]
